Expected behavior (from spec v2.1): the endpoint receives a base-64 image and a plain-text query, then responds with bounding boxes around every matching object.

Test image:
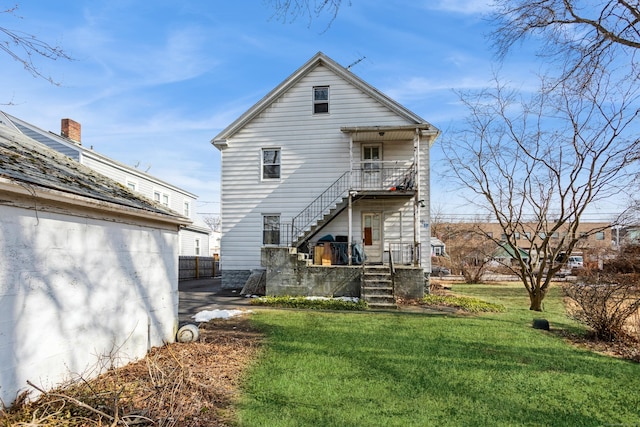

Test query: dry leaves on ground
[0,315,263,427]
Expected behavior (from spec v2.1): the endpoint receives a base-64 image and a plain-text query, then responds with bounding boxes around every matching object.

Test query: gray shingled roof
[0,123,187,220]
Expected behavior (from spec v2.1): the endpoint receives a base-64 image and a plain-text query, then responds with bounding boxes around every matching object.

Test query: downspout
[413,129,421,267]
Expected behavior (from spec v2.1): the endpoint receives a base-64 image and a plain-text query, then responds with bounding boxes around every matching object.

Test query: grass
[422,294,506,313]
[238,283,640,426]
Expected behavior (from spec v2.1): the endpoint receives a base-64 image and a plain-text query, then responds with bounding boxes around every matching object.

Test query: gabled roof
[0,123,190,225]
[493,243,530,260]
[0,111,197,199]
[211,51,439,146]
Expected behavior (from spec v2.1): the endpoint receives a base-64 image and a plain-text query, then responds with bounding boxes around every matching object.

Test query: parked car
[431,266,451,277]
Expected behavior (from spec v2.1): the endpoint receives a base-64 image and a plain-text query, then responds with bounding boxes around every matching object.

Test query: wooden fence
[178,256,219,280]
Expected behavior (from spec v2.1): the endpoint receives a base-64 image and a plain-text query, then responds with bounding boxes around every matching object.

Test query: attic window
[313,86,329,114]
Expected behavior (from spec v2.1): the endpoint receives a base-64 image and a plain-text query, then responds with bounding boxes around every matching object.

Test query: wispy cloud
[423,0,496,15]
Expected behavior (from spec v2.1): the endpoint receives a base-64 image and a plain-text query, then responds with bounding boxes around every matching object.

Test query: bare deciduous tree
[492,0,640,86]
[266,0,349,29]
[1,5,71,85]
[203,215,221,233]
[442,70,640,311]
[440,223,496,283]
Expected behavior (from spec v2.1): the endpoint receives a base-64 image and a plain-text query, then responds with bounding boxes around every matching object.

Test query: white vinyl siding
[219,64,417,271]
[180,228,211,256]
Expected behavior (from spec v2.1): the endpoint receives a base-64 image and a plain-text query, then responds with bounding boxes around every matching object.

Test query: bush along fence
[178,256,219,280]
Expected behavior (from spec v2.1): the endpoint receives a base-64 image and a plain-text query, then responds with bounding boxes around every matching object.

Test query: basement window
[313,86,329,114]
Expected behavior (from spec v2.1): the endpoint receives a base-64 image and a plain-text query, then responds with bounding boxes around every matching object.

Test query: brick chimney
[61,118,81,144]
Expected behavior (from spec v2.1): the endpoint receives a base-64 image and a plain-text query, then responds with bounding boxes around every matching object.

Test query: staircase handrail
[291,170,351,241]
[290,163,417,245]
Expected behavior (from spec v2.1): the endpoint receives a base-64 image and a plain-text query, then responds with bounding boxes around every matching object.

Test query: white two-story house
[212,52,440,299]
[0,112,210,256]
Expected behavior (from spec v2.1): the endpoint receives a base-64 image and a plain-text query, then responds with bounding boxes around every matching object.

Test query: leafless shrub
[564,272,640,342]
[0,316,262,426]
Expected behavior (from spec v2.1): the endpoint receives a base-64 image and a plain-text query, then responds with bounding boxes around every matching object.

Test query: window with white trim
[313,86,329,114]
[153,191,161,203]
[263,215,280,245]
[262,148,281,179]
[126,180,137,191]
[184,201,191,217]
[162,194,169,207]
[195,238,201,256]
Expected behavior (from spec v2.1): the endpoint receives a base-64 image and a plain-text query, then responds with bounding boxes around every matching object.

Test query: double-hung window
[262,148,280,179]
[263,215,280,245]
[313,86,329,114]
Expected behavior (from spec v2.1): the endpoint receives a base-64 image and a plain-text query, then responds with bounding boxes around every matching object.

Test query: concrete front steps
[362,264,397,309]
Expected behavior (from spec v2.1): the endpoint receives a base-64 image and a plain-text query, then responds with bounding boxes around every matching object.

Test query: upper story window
[262,148,281,179]
[595,231,606,240]
[153,190,169,207]
[313,86,329,114]
[126,180,137,192]
[184,201,191,218]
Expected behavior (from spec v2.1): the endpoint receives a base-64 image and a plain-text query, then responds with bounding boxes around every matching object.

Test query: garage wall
[0,204,179,405]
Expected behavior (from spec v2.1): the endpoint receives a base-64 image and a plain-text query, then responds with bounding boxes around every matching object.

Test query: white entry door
[363,212,382,263]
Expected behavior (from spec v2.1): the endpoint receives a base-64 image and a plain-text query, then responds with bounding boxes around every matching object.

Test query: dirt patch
[1,315,263,427]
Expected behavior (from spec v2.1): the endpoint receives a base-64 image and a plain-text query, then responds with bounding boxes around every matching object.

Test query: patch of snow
[192,309,251,322]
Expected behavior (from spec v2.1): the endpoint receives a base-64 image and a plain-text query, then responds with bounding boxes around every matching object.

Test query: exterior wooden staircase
[361,264,397,309]
[290,166,416,249]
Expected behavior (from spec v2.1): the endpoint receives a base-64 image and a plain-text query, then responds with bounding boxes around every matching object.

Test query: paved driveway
[178,277,252,323]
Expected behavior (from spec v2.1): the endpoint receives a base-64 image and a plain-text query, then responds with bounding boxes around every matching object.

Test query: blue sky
[2,1,618,221]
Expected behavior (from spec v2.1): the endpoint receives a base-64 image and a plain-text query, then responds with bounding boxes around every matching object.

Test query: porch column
[348,133,354,265]
[348,192,353,265]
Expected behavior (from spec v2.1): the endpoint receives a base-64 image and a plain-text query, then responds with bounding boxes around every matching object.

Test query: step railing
[290,171,351,244]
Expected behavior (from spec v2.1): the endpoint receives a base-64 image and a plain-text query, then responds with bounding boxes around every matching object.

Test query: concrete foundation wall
[393,267,426,300]
[262,247,423,299]
[262,247,360,297]
[221,269,251,289]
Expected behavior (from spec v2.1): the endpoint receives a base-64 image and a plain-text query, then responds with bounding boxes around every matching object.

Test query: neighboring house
[212,52,440,295]
[435,222,614,252]
[491,243,530,266]
[435,221,614,270]
[431,237,446,257]
[0,112,209,257]
[0,122,190,405]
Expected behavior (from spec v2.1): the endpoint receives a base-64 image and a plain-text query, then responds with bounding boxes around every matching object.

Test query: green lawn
[238,283,640,426]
